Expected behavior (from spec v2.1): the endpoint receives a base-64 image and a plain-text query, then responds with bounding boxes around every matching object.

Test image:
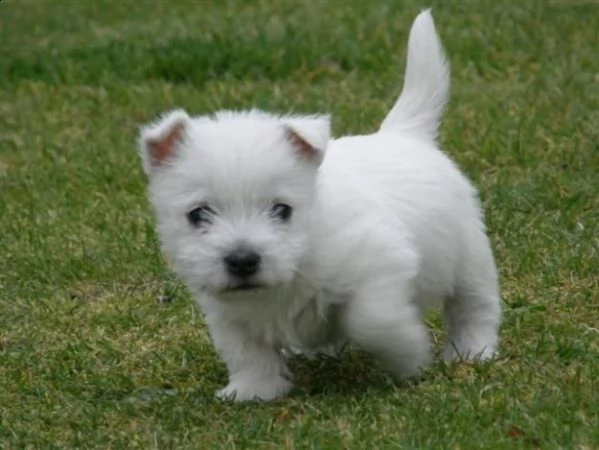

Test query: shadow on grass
[117,350,402,407]
[288,349,408,399]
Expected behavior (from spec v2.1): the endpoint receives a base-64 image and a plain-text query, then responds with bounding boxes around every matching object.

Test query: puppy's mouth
[229,282,263,291]
[222,278,266,293]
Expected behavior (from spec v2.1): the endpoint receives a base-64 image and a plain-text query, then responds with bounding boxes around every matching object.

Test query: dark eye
[187,205,215,227]
[270,203,292,222]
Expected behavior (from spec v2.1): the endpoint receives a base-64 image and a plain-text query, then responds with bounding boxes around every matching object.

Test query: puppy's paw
[216,374,293,402]
[387,349,433,379]
[442,343,497,362]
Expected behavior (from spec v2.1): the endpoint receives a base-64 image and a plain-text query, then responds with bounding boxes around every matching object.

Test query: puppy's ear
[139,109,190,174]
[283,115,330,166]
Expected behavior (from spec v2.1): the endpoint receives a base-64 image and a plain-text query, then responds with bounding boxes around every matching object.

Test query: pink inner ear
[149,122,185,166]
[285,127,317,159]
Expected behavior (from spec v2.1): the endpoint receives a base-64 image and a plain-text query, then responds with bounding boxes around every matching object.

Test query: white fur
[380,9,450,139]
[139,10,501,402]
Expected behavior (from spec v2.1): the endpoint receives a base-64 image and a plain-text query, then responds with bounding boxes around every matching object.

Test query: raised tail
[379,9,450,140]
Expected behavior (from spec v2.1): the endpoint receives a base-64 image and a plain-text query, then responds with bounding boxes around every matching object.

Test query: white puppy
[138,10,501,402]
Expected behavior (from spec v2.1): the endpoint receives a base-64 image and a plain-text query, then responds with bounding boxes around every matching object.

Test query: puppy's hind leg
[340,277,432,378]
[443,228,501,361]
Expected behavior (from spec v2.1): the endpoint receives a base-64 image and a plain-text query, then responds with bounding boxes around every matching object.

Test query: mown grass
[1,0,598,448]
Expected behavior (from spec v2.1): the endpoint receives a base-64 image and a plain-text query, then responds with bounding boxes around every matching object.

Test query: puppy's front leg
[340,276,432,378]
[206,315,292,402]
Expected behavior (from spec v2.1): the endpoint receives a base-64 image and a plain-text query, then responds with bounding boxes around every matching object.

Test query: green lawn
[1,0,598,448]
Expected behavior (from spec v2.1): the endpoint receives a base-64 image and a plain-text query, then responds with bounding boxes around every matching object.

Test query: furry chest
[232,289,341,352]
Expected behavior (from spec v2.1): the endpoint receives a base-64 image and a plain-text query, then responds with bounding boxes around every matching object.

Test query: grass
[1,0,598,447]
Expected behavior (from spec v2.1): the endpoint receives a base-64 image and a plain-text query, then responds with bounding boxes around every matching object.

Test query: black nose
[224,249,261,278]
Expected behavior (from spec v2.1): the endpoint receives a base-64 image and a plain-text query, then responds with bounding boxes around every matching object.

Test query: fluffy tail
[379,9,450,140]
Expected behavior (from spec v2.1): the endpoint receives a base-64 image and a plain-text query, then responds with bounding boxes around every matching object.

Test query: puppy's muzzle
[224,248,261,278]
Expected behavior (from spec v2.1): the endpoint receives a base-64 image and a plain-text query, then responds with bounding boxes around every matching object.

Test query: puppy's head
[138,109,330,295]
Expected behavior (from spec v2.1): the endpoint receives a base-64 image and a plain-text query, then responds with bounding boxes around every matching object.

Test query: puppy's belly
[284,295,344,353]
[220,286,343,353]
